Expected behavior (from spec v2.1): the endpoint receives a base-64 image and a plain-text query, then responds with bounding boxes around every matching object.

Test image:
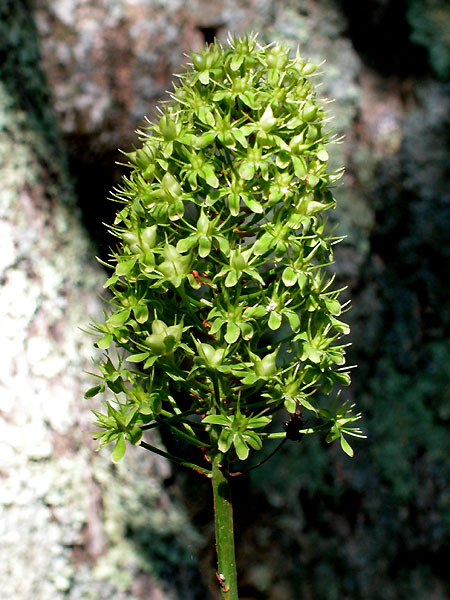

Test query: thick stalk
[211,452,239,600]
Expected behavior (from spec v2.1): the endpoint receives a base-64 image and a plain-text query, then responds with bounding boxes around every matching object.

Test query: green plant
[85,33,364,598]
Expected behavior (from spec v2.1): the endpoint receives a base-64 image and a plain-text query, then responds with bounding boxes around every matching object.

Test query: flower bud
[230,249,247,271]
[197,211,211,235]
[144,319,183,355]
[254,350,278,379]
[144,333,167,355]
[195,342,225,369]
[151,319,167,336]
[159,115,178,141]
[302,102,318,122]
[267,46,288,70]
[162,172,181,197]
[260,105,277,132]
[301,62,317,75]
[306,125,320,143]
[122,231,140,251]
[141,225,157,251]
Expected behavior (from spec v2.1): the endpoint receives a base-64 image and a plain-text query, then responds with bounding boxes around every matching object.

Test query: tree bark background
[2,0,449,599]
[0,3,206,599]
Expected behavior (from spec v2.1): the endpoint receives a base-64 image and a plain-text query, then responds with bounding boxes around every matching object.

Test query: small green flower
[126,317,184,368]
[191,43,223,85]
[176,210,229,258]
[193,341,227,371]
[156,244,191,288]
[253,349,278,380]
[216,247,264,288]
[202,409,272,461]
[207,301,266,343]
[263,284,300,332]
[92,401,142,463]
[145,172,187,221]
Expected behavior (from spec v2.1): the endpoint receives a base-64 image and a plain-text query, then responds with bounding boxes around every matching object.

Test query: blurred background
[1,0,449,598]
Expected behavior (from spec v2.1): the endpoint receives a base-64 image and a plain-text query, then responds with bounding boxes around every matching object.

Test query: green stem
[211,453,239,599]
[139,408,199,430]
[212,372,222,410]
[160,421,209,448]
[140,440,211,476]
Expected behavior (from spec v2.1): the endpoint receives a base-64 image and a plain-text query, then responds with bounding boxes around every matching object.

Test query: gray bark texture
[3,0,449,598]
[33,0,360,154]
[0,3,203,599]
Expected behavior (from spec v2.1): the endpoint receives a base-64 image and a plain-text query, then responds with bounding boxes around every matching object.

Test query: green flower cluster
[86,34,364,468]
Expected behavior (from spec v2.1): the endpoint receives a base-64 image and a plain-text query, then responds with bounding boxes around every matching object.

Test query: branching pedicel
[85,32,364,597]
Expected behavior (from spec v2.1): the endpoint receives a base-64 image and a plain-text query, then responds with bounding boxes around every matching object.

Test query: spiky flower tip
[86,33,363,467]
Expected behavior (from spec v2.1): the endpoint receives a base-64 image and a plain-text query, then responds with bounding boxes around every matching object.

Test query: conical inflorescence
[86,34,364,467]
